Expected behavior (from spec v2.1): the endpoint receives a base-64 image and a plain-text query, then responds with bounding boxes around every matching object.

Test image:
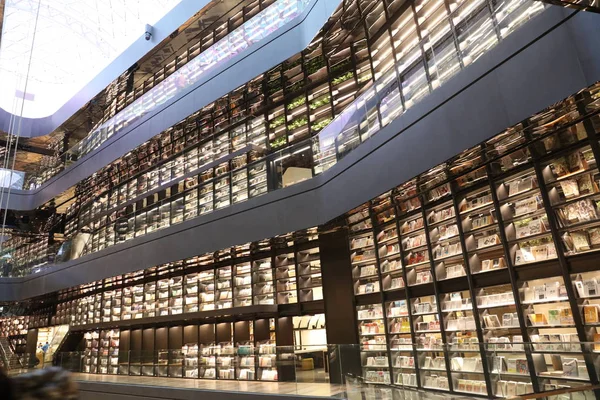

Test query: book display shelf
[72,317,289,382]
[44,229,321,330]
[345,85,600,397]
[81,329,119,374]
[12,0,522,277]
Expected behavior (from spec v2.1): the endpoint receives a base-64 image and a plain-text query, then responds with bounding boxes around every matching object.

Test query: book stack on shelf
[275,252,297,304]
[184,273,200,313]
[234,263,253,307]
[183,343,199,378]
[0,316,30,337]
[412,295,448,391]
[199,270,216,311]
[216,266,233,309]
[98,329,119,375]
[427,201,463,281]
[458,186,504,276]
[497,169,557,266]
[297,246,322,302]
[253,259,274,305]
[542,146,600,255]
[258,341,277,381]
[357,304,390,384]
[237,341,255,380]
[200,343,218,379]
[217,342,235,379]
[82,331,100,374]
[386,300,416,387]
[349,205,378,295]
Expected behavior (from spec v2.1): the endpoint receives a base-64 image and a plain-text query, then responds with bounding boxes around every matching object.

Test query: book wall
[98,329,120,375]
[236,321,255,380]
[169,276,184,315]
[349,205,379,295]
[199,325,217,379]
[441,290,487,395]
[521,277,588,387]
[477,283,533,397]
[183,342,199,378]
[234,262,253,307]
[393,181,423,289]
[496,169,557,267]
[257,318,277,381]
[184,273,200,313]
[426,200,462,286]
[275,252,297,304]
[284,54,309,145]
[82,331,100,374]
[412,295,449,391]
[458,185,504,278]
[357,304,390,384]
[542,144,600,256]
[574,271,600,342]
[372,192,404,293]
[56,0,422,264]
[102,289,122,322]
[296,244,322,302]
[253,258,274,305]
[0,316,30,337]
[50,237,324,330]
[452,0,498,67]
[386,300,417,387]
[216,266,233,309]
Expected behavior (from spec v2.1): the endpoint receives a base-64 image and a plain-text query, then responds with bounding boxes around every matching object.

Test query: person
[42,342,49,353]
[0,366,77,400]
[35,344,44,368]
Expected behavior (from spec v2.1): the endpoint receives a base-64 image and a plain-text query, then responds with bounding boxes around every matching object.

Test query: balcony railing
[0,0,547,277]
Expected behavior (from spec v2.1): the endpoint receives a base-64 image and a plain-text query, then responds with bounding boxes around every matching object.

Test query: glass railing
[6,343,599,399]
[12,0,316,192]
[307,0,546,177]
[0,0,549,278]
[70,0,314,159]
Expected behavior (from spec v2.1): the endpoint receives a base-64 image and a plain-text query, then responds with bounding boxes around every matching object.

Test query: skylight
[0,0,182,119]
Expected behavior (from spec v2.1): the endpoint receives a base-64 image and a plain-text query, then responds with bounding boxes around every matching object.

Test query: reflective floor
[74,373,346,397]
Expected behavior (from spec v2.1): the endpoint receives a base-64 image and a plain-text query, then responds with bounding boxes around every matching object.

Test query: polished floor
[74,373,346,397]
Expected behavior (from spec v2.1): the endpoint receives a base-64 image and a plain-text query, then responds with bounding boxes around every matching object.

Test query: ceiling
[0,0,182,118]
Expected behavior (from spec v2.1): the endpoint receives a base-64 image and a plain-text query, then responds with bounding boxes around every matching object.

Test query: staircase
[0,336,32,371]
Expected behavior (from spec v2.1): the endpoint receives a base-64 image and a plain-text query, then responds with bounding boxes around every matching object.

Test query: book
[559,308,574,325]
[560,179,580,198]
[548,309,560,325]
[516,359,528,374]
[572,231,591,251]
[584,304,599,324]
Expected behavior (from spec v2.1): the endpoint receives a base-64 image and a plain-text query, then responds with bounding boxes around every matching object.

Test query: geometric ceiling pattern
[0,0,181,118]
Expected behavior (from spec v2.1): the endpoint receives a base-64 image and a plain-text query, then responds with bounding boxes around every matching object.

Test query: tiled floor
[74,373,346,397]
